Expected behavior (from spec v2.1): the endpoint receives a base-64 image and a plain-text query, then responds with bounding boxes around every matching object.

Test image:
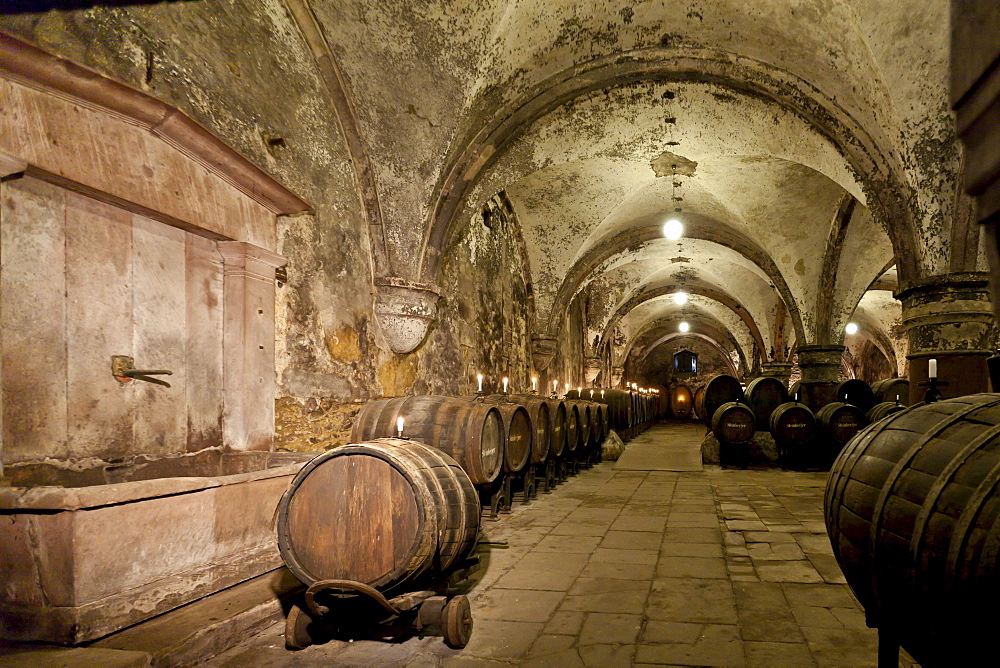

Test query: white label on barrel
[787,422,807,428]
[482,445,498,459]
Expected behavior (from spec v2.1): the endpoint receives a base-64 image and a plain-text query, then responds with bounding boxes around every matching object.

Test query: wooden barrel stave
[352,396,504,484]
[502,395,551,464]
[277,438,479,593]
[471,396,532,473]
[867,401,906,422]
[871,378,910,406]
[835,379,877,413]
[711,401,755,445]
[817,402,870,448]
[564,402,580,452]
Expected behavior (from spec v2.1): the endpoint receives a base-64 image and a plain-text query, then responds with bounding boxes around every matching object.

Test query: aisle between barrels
[208,427,915,667]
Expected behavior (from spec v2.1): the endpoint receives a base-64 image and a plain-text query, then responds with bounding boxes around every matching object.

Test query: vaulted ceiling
[284,0,964,377]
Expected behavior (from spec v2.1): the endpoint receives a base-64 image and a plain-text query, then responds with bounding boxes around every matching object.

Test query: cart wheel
[285,603,314,650]
[442,595,473,649]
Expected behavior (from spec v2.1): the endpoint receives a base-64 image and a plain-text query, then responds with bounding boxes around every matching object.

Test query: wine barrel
[816,402,869,448]
[595,389,632,431]
[693,386,706,422]
[865,401,905,422]
[825,394,1000,665]
[745,377,789,430]
[505,395,550,464]
[871,378,910,405]
[769,402,815,451]
[547,399,567,458]
[835,379,877,413]
[352,396,504,484]
[699,375,745,425]
[277,438,479,591]
[564,402,580,452]
[474,398,531,473]
[789,381,801,402]
[711,401,755,445]
[565,400,591,449]
[670,384,694,419]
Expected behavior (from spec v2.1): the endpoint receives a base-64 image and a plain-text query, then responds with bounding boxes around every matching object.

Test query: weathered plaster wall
[634,337,735,391]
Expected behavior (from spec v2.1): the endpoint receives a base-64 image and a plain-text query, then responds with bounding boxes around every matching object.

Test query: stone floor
[207,422,889,667]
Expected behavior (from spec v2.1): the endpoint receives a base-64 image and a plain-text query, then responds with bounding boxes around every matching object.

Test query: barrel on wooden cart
[834,379,877,413]
[866,401,905,422]
[670,384,694,419]
[277,438,480,592]
[352,396,504,484]
[825,394,1000,666]
[744,376,789,429]
[769,402,816,468]
[871,377,910,405]
[816,402,868,456]
[696,375,745,425]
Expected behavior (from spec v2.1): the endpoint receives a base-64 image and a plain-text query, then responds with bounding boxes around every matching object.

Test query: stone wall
[0,7,539,458]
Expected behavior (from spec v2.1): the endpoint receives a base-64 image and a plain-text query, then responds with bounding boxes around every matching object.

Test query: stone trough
[0,451,311,645]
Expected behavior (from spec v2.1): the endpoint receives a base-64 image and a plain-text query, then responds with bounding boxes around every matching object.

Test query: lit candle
[553,379,558,392]
[590,389,594,399]
[601,390,605,399]
[564,383,569,395]
[503,377,509,393]
[577,386,582,395]
[397,416,404,438]
[532,376,537,391]
[477,374,483,392]
[929,358,938,379]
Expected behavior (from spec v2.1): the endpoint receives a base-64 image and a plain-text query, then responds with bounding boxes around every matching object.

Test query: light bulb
[679,321,690,333]
[663,219,683,240]
[673,292,688,305]
[845,322,858,335]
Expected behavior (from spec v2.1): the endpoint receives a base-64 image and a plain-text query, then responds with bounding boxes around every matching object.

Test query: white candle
[601,390,605,399]
[553,379,558,392]
[397,416,404,437]
[477,373,483,392]
[590,389,594,398]
[564,383,569,394]
[503,377,509,393]
[532,376,537,391]
[929,358,938,379]
[577,386,582,395]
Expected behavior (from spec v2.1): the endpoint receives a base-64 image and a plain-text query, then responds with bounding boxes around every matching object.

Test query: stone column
[897,274,996,403]
[760,361,795,387]
[218,242,285,452]
[795,345,844,413]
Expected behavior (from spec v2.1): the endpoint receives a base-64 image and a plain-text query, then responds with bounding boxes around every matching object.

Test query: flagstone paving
[208,423,901,667]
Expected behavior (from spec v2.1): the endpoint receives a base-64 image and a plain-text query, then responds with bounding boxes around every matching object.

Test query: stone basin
[0,451,313,644]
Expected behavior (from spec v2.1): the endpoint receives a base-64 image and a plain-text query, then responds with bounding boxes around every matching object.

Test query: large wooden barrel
[564,402,580,452]
[825,394,1000,665]
[479,399,531,473]
[769,402,816,450]
[699,375,745,425]
[711,401,755,445]
[693,386,706,422]
[670,384,694,419]
[835,379,877,413]
[277,438,480,592]
[871,377,910,405]
[352,396,504,484]
[565,400,591,449]
[596,404,609,440]
[505,395,550,464]
[546,399,567,458]
[745,376,789,430]
[816,402,869,448]
[866,401,905,422]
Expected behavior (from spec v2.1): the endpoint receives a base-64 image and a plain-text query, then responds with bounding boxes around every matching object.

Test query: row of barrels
[685,374,909,469]
[567,388,659,440]
[275,392,617,600]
